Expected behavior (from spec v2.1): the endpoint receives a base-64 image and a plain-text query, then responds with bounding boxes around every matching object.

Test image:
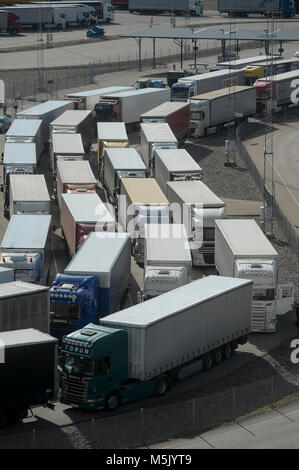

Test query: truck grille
[251,307,266,332]
[61,376,88,404]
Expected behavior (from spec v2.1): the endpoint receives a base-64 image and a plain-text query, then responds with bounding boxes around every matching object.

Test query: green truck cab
[59,324,156,410]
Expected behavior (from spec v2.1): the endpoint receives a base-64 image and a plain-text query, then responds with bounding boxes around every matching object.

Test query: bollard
[232,387,236,418]
[192,397,196,433]
[140,408,145,447]
[32,428,36,449]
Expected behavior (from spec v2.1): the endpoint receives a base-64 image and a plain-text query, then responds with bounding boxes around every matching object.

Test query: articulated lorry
[56,160,97,208]
[61,193,115,258]
[94,88,170,127]
[140,101,190,145]
[0,214,52,285]
[59,275,252,410]
[215,219,294,333]
[50,110,92,154]
[217,0,295,17]
[17,100,74,146]
[0,281,50,333]
[103,148,147,206]
[129,0,203,16]
[65,86,133,111]
[141,223,192,301]
[154,148,202,194]
[1,5,68,29]
[118,178,171,264]
[9,174,50,218]
[97,122,128,178]
[189,86,257,137]
[213,55,281,71]
[166,181,226,265]
[0,328,58,428]
[5,119,43,161]
[171,69,245,102]
[51,232,131,338]
[51,133,85,173]
[140,122,178,176]
[0,10,22,35]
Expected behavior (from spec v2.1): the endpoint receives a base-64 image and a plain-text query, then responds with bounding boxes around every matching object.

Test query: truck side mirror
[0,184,4,193]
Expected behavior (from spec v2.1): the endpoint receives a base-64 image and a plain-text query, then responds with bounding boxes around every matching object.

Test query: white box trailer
[5,119,43,161]
[65,86,133,110]
[16,100,74,145]
[50,110,92,154]
[56,160,97,209]
[9,174,50,217]
[51,133,85,172]
[166,180,225,265]
[140,122,178,174]
[100,275,253,381]
[103,147,147,205]
[64,232,131,316]
[215,219,294,333]
[154,148,202,194]
[0,281,49,333]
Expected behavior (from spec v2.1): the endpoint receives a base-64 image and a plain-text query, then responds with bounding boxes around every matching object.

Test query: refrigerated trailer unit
[129,0,203,16]
[9,174,50,217]
[5,119,43,161]
[64,86,133,110]
[60,275,252,410]
[16,100,74,145]
[61,193,115,258]
[97,122,129,177]
[64,232,131,316]
[0,214,52,285]
[215,219,294,333]
[217,0,295,17]
[154,148,202,194]
[140,122,178,175]
[50,110,92,154]
[51,133,85,172]
[56,160,97,208]
[103,147,147,205]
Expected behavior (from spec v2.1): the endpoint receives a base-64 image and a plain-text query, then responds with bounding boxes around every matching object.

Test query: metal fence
[0,374,298,449]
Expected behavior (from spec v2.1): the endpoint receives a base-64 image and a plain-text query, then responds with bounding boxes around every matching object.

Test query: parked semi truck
[94,88,171,127]
[50,110,92,154]
[171,69,245,102]
[60,232,131,324]
[254,69,299,115]
[39,1,114,23]
[17,100,74,146]
[140,122,178,176]
[0,328,58,428]
[213,55,281,71]
[51,133,85,173]
[217,0,295,17]
[103,148,147,206]
[9,174,50,218]
[32,2,99,26]
[65,86,133,110]
[118,178,171,264]
[189,86,257,137]
[215,219,294,333]
[140,101,190,145]
[166,181,225,266]
[129,0,203,16]
[1,5,68,29]
[0,281,50,333]
[56,160,97,208]
[0,214,52,285]
[140,223,192,301]
[59,275,252,410]
[97,122,128,178]
[61,193,115,258]
[154,148,202,194]
[0,10,22,35]
[5,119,43,161]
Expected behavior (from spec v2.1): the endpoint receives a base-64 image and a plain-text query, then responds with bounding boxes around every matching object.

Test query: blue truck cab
[170,81,196,102]
[50,274,99,339]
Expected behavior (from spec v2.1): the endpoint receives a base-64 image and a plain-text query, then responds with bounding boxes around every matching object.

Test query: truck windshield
[50,302,81,319]
[253,289,275,301]
[94,104,114,120]
[64,354,94,375]
[171,87,189,100]
[191,111,204,121]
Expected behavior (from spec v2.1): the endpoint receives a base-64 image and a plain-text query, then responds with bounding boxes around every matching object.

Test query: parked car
[0,114,12,133]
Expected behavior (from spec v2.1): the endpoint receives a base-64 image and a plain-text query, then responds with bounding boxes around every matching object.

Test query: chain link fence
[0,374,298,449]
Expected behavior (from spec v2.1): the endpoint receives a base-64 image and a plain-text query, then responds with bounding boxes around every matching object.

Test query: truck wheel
[155,375,169,396]
[213,348,222,366]
[203,253,215,265]
[106,17,111,23]
[203,352,213,370]
[105,391,120,411]
[222,344,232,361]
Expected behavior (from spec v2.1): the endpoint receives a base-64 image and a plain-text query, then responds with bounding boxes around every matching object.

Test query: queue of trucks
[0,53,297,427]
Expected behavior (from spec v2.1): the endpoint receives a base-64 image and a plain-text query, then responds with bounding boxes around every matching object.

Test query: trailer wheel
[222,344,232,361]
[155,375,169,396]
[105,391,120,411]
[203,352,213,370]
[213,348,222,366]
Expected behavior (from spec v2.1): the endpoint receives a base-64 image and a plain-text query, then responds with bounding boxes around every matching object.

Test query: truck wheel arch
[105,390,121,410]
